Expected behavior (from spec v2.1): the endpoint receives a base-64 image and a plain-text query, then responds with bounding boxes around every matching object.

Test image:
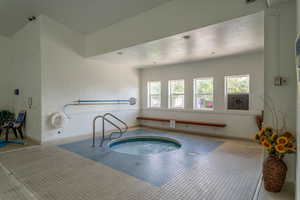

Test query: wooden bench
[136,117,226,128]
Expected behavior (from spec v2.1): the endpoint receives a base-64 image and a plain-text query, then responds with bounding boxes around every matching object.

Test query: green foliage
[150,82,161,94]
[0,110,14,126]
[170,80,184,94]
[226,76,249,94]
[196,79,213,94]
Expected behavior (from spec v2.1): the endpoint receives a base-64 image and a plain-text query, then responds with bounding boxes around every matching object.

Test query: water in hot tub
[110,139,180,156]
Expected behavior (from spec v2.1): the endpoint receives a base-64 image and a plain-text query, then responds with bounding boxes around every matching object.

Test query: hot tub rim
[108,135,182,149]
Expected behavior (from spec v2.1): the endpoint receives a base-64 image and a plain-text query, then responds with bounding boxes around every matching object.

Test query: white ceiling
[0,0,172,36]
[92,12,264,68]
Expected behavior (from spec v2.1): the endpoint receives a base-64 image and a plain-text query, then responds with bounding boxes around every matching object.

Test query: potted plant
[253,96,296,193]
[254,128,296,192]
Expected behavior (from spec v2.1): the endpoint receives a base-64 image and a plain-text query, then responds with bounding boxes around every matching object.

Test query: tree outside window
[169,80,184,109]
[194,78,214,110]
[147,81,161,108]
[225,75,250,110]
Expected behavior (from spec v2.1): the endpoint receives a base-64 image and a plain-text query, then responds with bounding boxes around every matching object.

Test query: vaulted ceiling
[93,12,264,68]
[0,0,172,36]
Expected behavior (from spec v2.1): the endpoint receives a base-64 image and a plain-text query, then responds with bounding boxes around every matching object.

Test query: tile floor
[0,128,292,200]
[0,134,38,153]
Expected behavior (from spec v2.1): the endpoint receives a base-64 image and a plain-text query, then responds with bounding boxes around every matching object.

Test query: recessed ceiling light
[246,0,256,4]
[117,52,123,55]
[183,35,191,40]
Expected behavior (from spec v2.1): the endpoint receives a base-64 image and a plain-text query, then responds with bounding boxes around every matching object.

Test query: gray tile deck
[0,129,264,200]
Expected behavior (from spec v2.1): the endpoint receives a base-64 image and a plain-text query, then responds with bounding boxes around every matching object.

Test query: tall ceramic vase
[263,155,287,193]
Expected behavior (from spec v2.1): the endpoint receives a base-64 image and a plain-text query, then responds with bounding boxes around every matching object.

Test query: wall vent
[227,94,249,110]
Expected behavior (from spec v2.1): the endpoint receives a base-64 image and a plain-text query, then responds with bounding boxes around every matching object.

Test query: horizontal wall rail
[63,97,136,118]
[136,117,226,128]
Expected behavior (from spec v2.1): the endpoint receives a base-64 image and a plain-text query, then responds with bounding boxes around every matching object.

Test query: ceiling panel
[0,0,172,36]
[92,12,264,68]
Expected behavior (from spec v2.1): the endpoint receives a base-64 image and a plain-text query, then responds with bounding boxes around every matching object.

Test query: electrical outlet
[274,76,287,86]
[57,128,63,135]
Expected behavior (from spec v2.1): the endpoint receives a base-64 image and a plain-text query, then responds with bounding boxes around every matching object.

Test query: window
[168,79,184,109]
[194,78,214,110]
[225,75,250,110]
[147,81,161,108]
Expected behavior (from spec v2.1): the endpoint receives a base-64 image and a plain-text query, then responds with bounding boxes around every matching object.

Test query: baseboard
[41,124,140,145]
[40,124,252,145]
[25,135,42,145]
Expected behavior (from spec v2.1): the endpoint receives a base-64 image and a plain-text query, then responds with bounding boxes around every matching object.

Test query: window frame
[224,74,250,111]
[168,79,185,109]
[147,81,162,108]
[193,77,214,111]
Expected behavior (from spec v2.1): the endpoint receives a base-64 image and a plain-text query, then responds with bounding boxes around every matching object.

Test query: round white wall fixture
[129,97,137,105]
[49,112,68,129]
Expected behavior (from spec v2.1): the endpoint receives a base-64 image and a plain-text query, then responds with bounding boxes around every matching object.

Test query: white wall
[265,3,297,133]
[296,0,300,198]
[298,0,300,33]
[265,1,297,184]
[40,16,139,142]
[0,36,12,110]
[140,52,264,139]
[11,19,42,142]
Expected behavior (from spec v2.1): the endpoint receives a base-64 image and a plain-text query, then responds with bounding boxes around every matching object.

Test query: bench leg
[12,128,18,138]
[17,127,24,140]
[5,128,9,142]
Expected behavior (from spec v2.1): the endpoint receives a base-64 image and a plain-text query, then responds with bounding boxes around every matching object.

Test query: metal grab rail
[92,113,128,147]
[92,115,103,147]
[103,113,128,133]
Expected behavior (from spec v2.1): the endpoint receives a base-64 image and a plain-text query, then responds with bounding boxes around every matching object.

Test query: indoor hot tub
[108,136,182,156]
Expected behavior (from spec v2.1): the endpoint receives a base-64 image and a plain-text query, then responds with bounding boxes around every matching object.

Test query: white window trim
[224,74,251,111]
[168,79,185,109]
[193,77,214,111]
[147,81,161,108]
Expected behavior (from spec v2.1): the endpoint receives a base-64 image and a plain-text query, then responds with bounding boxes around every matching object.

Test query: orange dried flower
[286,142,296,150]
[260,136,267,144]
[277,136,288,145]
[275,144,286,153]
[262,141,272,150]
[283,131,294,139]
[271,133,278,141]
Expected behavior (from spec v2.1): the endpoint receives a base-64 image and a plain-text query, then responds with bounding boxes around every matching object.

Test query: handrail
[92,113,128,147]
[64,97,136,119]
[104,118,122,134]
[103,113,128,133]
[92,115,104,147]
